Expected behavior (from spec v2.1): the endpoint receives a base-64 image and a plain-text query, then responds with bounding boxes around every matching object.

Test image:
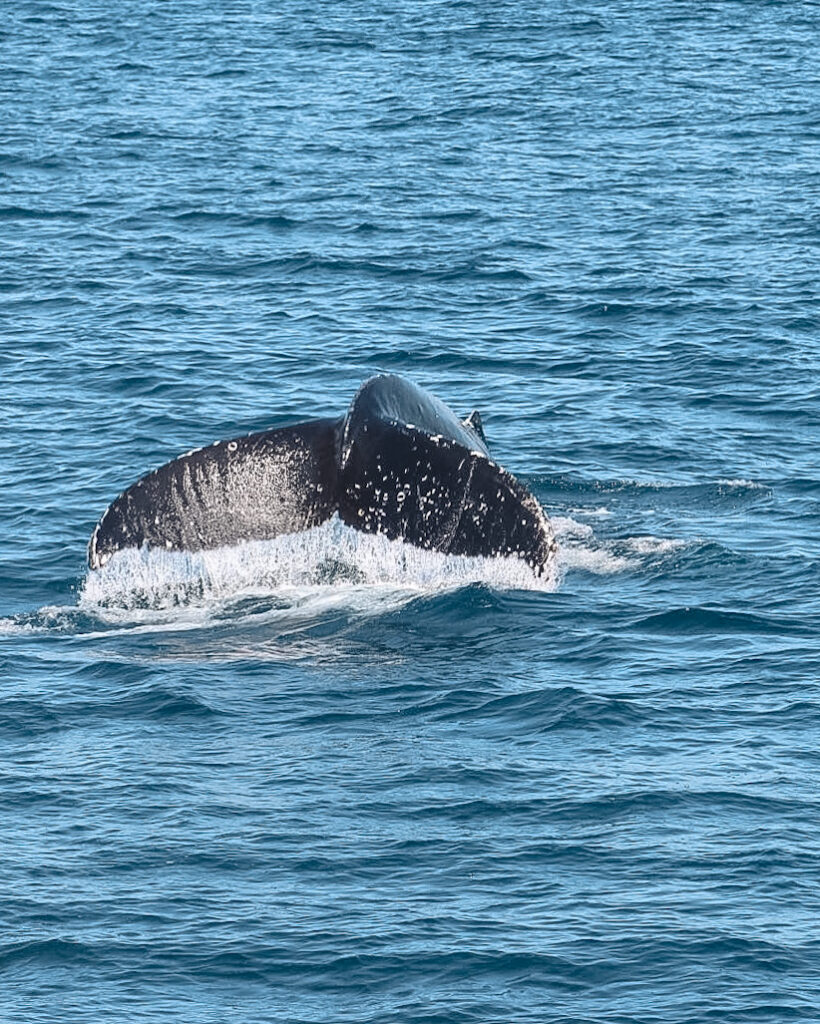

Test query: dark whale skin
[338,376,555,573]
[88,375,555,576]
[88,419,341,569]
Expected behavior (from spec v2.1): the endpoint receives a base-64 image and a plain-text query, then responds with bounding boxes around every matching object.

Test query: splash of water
[79,515,558,616]
[0,516,690,638]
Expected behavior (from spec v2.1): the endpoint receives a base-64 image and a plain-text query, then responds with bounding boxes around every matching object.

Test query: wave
[0,685,222,741]
[534,474,772,506]
[552,516,691,575]
[0,512,699,640]
[633,606,809,636]
[171,210,300,230]
[79,517,556,610]
[0,518,557,639]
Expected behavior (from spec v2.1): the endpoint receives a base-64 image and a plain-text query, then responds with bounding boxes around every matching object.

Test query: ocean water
[2,1,819,1021]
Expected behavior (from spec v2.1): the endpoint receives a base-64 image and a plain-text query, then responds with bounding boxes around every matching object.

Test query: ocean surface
[2,2,820,1021]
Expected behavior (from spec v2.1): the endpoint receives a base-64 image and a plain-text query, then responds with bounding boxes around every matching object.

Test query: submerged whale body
[88,375,556,576]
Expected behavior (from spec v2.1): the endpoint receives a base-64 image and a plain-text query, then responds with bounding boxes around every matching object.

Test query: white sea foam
[78,515,558,617]
[0,515,693,636]
[550,516,689,576]
[557,543,638,575]
[552,516,594,540]
[548,515,634,575]
[717,479,768,490]
[565,506,612,517]
[621,536,688,555]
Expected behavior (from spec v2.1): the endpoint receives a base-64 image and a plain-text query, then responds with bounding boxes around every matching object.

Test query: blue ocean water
[2,2,820,1021]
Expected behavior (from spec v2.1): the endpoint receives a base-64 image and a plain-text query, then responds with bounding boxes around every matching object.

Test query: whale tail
[339,398,553,572]
[337,376,554,573]
[462,410,486,445]
[88,375,555,576]
[88,419,342,569]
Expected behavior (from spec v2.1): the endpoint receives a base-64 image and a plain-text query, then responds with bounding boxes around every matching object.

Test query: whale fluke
[88,375,556,576]
[88,420,341,569]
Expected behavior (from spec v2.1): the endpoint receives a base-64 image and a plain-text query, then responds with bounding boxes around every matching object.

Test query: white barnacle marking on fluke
[228,441,238,452]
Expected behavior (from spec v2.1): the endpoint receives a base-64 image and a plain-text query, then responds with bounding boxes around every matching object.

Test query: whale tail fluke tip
[463,410,486,445]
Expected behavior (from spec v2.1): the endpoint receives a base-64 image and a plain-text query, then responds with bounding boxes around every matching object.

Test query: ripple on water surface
[3,0,820,1021]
